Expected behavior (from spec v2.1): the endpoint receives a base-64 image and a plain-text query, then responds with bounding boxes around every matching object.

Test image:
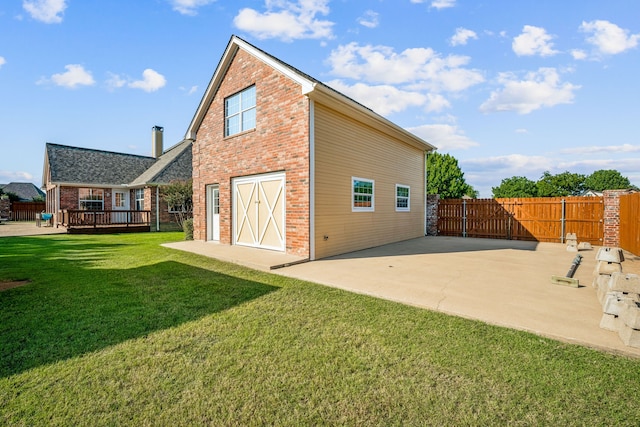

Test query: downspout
[309,99,316,261]
[156,186,160,232]
[424,151,428,236]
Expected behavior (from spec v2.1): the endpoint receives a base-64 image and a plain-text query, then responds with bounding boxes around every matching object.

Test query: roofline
[184,36,434,152]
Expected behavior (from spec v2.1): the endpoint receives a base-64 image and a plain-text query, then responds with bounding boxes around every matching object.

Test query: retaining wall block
[603,292,626,316]
[594,261,623,276]
[596,247,625,263]
[608,272,640,294]
[619,300,640,330]
[600,312,621,332]
[618,323,640,348]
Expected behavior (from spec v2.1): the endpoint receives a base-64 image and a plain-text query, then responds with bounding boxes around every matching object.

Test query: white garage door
[233,172,285,251]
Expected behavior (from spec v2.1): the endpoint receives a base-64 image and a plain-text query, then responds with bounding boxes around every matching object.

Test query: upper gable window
[225,86,256,137]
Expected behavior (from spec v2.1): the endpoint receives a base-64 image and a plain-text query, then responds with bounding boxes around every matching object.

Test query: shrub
[183,218,194,240]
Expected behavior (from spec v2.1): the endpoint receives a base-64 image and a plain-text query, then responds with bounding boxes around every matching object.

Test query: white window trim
[135,188,145,211]
[352,177,375,212]
[224,85,256,137]
[78,188,104,211]
[396,184,410,212]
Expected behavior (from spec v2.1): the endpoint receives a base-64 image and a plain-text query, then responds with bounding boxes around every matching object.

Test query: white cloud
[358,10,379,29]
[129,69,166,92]
[570,49,587,60]
[169,0,216,16]
[23,0,67,24]
[407,123,478,150]
[515,128,528,134]
[325,80,430,116]
[559,144,640,155]
[450,27,478,46]
[106,72,127,90]
[0,170,34,182]
[44,64,95,88]
[431,0,456,9]
[580,20,640,55]
[327,42,484,92]
[512,25,559,57]
[479,67,580,114]
[0,57,5,69]
[463,154,551,174]
[233,0,334,41]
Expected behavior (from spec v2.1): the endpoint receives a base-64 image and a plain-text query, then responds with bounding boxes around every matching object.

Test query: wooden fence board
[437,197,603,244]
[620,193,640,256]
[10,201,46,221]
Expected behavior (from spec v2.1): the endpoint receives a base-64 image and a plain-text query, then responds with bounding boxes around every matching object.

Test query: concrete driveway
[0,221,66,237]
[276,237,640,358]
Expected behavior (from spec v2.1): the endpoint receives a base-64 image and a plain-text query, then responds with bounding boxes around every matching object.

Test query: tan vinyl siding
[314,103,426,259]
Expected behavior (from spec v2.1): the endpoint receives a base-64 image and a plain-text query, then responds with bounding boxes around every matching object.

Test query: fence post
[561,199,566,243]
[462,199,467,238]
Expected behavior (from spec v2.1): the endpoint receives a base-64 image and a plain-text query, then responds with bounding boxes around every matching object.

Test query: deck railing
[61,210,151,229]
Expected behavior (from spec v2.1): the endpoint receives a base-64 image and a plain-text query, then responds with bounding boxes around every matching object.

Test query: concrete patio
[166,236,640,358]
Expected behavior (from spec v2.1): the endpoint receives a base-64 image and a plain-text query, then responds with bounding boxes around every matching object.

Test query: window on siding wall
[396,184,410,212]
[352,177,374,212]
[135,188,144,210]
[78,188,104,210]
[225,85,256,137]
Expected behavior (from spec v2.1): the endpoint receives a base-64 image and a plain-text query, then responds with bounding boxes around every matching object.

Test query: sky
[1,0,639,197]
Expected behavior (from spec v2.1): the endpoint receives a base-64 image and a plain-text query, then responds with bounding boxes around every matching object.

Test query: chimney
[152,126,164,158]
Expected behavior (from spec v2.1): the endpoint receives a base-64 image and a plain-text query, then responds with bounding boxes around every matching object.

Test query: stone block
[566,232,577,243]
[602,292,626,316]
[593,274,609,290]
[618,323,640,348]
[608,272,640,294]
[600,312,621,332]
[619,300,640,330]
[594,261,623,276]
[596,247,624,263]
[578,242,592,251]
[566,245,578,252]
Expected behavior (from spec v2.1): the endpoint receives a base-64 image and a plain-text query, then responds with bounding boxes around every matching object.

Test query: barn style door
[232,173,285,251]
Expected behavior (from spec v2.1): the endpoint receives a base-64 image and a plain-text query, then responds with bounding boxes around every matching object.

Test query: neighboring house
[187,36,436,260]
[42,127,192,231]
[0,182,45,201]
[580,190,604,197]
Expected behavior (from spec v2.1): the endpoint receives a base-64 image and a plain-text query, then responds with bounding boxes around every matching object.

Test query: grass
[1,232,640,425]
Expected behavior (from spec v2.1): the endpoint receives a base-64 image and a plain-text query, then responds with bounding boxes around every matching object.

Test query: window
[396,184,410,211]
[352,177,374,212]
[78,188,104,210]
[114,192,126,208]
[135,188,144,210]
[225,86,256,136]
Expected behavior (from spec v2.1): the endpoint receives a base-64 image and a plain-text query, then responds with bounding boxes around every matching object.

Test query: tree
[536,171,585,197]
[160,179,193,229]
[426,152,476,199]
[584,169,631,191]
[492,176,538,198]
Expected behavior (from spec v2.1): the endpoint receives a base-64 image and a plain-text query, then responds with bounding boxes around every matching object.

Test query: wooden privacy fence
[620,193,640,256]
[9,201,46,221]
[438,197,604,245]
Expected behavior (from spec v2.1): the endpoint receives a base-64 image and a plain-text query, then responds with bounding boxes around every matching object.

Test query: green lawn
[1,232,639,425]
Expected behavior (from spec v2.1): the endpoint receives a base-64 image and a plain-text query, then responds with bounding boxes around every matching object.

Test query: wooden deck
[60,210,151,234]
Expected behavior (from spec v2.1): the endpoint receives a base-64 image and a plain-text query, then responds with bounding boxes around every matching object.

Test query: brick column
[603,189,634,247]
[0,197,10,219]
[426,194,439,236]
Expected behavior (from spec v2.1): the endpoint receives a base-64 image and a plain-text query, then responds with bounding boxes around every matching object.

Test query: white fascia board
[185,36,315,140]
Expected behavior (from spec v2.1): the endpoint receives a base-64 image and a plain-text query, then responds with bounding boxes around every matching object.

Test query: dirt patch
[0,280,31,291]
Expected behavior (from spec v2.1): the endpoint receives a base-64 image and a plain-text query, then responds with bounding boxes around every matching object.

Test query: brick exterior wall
[192,49,310,257]
[0,197,9,218]
[603,189,635,247]
[426,194,439,236]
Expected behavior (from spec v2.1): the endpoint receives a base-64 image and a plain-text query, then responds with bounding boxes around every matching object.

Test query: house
[187,36,436,260]
[42,127,192,231]
[0,182,46,201]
